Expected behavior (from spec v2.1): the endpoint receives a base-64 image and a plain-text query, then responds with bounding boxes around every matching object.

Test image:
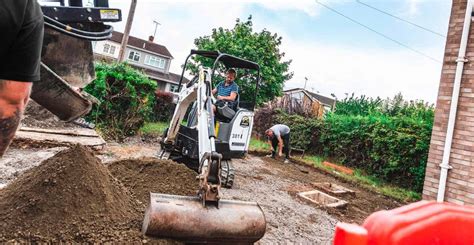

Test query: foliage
[254,93,434,192]
[192,16,293,105]
[333,93,382,116]
[84,62,157,141]
[319,114,431,192]
[152,90,176,122]
[335,92,434,122]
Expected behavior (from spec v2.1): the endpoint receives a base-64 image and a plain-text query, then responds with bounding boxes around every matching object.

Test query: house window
[103,43,110,54]
[290,92,304,103]
[128,51,141,62]
[109,45,116,55]
[102,43,116,55]
[145,55,166,69]
[169,84,180,93]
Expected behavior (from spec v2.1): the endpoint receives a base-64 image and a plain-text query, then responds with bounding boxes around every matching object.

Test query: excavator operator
[0,0,44,157]
[211,68,239,112]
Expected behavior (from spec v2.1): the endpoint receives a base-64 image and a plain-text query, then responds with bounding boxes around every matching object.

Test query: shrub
[254,93,434,193]
[319,114,431,192]
[252,107,277,139]
[84,62,157,141]
[152,90,176,122]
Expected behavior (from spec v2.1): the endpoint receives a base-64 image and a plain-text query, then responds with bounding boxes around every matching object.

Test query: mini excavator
[142,50,266,243]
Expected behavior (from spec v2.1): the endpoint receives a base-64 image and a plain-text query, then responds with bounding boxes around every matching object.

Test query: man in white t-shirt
[265,124,291,163]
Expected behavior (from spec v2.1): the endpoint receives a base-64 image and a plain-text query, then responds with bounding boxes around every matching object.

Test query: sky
[108,0,452,103]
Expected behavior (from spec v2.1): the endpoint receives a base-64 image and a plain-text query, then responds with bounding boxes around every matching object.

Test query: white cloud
[406,0,425,16]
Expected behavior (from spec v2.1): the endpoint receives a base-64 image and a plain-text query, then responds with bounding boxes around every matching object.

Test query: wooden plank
[19,126,99,137]
[15,130,105,146]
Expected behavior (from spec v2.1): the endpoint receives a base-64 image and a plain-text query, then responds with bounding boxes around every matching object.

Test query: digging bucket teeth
[142,193,266,243]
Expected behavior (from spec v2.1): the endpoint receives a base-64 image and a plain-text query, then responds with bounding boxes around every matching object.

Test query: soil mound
[108,158,200,204]
[0,145,141,242]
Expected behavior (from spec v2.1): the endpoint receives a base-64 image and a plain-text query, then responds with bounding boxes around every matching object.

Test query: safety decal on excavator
[100,10,120,20]
[240,116,250,127]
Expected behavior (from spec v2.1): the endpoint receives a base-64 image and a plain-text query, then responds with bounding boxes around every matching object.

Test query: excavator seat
[216,102,236,121]
[215,93,239,122]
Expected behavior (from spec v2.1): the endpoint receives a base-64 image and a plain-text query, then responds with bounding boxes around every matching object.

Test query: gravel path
[223,156,338,244]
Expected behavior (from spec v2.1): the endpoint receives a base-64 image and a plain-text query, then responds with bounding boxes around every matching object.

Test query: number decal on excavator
[231,134,243,139]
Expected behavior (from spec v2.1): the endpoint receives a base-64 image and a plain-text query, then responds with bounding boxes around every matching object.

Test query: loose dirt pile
[108,158,199,204]
[0,145,141,243]
[0,145,198,243]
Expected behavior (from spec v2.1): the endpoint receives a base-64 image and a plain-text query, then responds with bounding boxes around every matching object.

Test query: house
[284,88,336,113]
[423,0,474,205]
[92,31,188,94]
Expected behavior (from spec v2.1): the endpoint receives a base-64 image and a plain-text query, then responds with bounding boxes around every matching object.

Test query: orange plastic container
[333,201,474,245]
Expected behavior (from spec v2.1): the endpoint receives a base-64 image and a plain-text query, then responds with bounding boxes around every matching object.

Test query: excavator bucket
[142,193,266,243]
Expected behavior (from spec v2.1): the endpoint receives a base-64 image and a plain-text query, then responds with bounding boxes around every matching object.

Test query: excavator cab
[143,50,266,243]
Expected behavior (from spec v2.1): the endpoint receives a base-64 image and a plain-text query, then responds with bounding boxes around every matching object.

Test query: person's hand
[278,151,282,157]
[217,95,223,100]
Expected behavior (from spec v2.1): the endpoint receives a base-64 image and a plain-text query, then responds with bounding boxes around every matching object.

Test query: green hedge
[84,62,157,141]
[268,111,432,192]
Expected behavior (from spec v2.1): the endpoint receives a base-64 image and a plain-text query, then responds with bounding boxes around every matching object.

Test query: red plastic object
[333,201,474,245]
[322,161,354,175]
[333,223,367,245]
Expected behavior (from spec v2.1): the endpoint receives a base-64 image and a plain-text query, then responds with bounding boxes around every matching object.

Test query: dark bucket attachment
[41,28,96,88]
[142,193,266,243]
[30,64,92,122]
[29,26,97,122]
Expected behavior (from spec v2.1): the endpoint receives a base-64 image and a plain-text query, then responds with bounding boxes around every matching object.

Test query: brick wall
[423,0,474,205]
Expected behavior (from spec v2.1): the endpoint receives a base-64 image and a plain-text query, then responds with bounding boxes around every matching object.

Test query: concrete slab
[313,182,356,197]
[297,189,348,209]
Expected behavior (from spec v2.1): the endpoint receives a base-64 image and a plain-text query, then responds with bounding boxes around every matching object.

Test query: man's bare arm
[0,110,21,156]
[217,92,237,101]
[278,136,283,156]
[0,80,32,157]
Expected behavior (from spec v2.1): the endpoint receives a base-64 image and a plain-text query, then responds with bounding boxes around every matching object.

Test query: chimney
[148,35,154,42]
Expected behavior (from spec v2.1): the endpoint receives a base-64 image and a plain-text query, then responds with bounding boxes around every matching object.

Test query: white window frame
[144,55,166,69]
[169,84,180,93]
[109,45,116,55]
[103,43,110,54]
[128,50,141,62]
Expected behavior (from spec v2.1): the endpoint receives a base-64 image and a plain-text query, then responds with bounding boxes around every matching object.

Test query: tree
[192,16,293,105]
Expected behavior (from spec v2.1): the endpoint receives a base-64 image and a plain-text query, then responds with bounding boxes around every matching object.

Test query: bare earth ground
[223,156,338,244]
[1,138,404,244]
